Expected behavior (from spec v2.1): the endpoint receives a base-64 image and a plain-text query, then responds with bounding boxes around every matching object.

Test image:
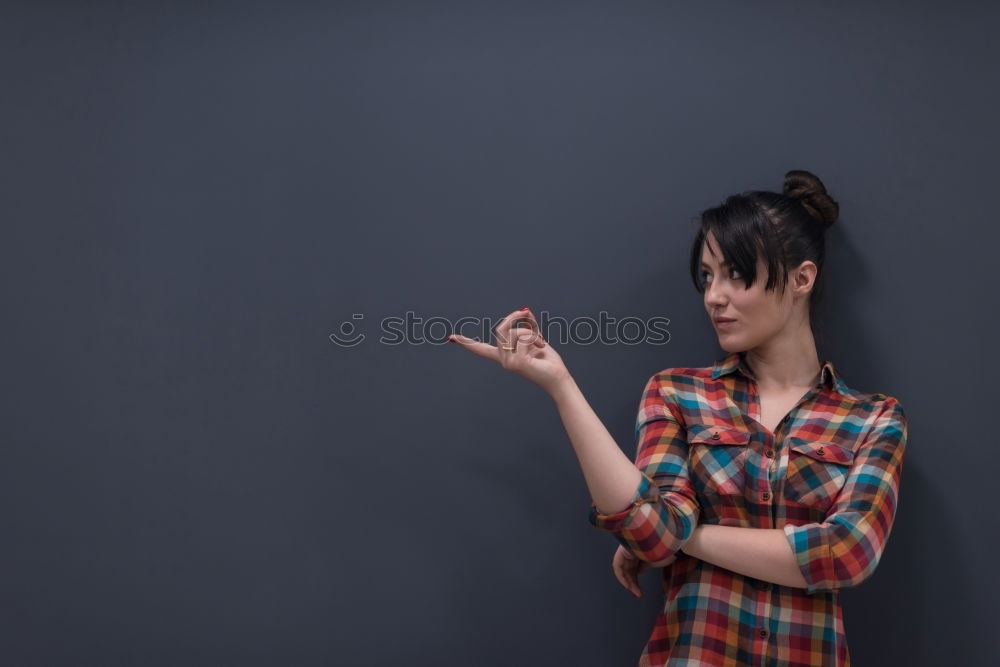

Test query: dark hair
[688,169,839,315]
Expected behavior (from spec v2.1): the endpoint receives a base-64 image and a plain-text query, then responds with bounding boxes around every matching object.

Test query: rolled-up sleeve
[783,398,908,594]
[588,372,699,563]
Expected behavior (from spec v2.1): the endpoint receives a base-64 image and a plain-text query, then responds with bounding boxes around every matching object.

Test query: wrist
[547,372,579,404]
[682,525,703,557]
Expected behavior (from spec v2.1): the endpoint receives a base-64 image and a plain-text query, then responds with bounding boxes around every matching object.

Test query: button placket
[752,432,774,511]
[764,446,777,479]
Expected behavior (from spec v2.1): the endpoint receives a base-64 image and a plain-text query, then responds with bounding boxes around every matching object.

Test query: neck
[743,328,822,390]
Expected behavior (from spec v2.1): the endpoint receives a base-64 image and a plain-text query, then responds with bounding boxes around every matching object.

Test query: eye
[699,270,710,286]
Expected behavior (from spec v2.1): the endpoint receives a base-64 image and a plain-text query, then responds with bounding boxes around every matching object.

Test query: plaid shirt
[588,351,908,666]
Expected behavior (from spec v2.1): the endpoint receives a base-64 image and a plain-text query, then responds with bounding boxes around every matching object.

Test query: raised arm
[448,310,698,564]
[563,372,699,563]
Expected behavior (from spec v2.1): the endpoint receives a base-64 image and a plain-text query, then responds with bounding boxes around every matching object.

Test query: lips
[714,318,736,324]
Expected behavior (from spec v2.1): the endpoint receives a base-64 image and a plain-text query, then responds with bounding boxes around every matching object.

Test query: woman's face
[700,231,796,353]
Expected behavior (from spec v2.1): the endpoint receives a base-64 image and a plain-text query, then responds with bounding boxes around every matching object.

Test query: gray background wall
[2,1,994,665]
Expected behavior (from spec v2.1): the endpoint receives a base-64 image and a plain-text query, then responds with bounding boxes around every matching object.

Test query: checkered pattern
[588,351,908,666]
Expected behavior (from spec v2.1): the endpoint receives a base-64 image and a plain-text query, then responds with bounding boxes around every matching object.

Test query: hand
[448,307,571,396]
[613,545,677,598]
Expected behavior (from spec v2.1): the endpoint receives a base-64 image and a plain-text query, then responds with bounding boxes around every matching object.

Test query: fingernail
[448,336,457,343]
[519,306,528,311]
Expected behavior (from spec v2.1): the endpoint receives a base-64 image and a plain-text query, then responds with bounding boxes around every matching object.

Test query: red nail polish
[519,306,528,311]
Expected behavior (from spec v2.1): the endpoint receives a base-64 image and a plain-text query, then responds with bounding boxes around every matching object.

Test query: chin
[716,334,751,353]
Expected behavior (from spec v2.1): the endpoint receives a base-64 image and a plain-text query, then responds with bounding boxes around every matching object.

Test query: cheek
[732,292,759,313]
[734,292,776,324]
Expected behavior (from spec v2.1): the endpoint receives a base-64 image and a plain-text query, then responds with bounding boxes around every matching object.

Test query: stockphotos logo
[328,310,670,347]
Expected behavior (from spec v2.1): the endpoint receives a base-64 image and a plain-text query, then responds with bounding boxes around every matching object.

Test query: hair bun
[782,169,839,228]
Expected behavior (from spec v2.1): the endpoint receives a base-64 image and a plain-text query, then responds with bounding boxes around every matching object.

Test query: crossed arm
[660,401,907,593]
[589,373,908,595]
[680,525,809,588]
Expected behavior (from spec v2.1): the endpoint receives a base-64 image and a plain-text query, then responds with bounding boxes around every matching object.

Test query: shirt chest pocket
[687,424,752,496]
[783,438,856,512]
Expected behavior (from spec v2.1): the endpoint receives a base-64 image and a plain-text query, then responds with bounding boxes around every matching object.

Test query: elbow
[589,485,699,563]
[784,513,888,594]
[785,516,889,594]
[631,541,684,565]
[833,553,881,590]
[626,507,698,564]
[600,509,696,565]
[805,553,882,594]
[646,548,685,567]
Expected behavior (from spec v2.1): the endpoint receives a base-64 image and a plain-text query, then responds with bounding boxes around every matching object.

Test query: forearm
[681,524,809,589]
[549,375,643,515]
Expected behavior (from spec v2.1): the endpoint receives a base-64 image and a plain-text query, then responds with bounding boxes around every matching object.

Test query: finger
[494,311,520,359]
[448,334,500,362]
[495,307,543,357]
[612,554,627,589]
[514,309,545,348]
[625,560,642,597]
[612,553,635,596]
[614,550,642,598]
[511,328,542,358]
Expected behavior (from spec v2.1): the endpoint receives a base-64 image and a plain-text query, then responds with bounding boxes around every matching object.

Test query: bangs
[688,195,788,294]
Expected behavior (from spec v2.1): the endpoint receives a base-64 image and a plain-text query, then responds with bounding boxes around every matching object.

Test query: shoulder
[644,363,716,388]
[868,392,904,411]
[834,384,908,443]
[870,393,907,429]
[637,364,717,421]
[838,381,906,421]
[640,364,720,407]
[826,368,906,419]
[635,365,710,424]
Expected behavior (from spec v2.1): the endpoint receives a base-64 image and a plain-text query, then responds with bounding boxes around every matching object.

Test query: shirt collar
[710,350,847,396]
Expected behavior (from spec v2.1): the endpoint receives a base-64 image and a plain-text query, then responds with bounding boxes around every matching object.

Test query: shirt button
[764,449,774,458]
[712,431,720,440]
[758,628,769,639]
[817,447,825,455]
[761,491,771,501]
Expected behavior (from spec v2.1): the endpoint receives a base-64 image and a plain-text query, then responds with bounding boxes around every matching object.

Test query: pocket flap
[788,438,854,465]
[689,424,752,445]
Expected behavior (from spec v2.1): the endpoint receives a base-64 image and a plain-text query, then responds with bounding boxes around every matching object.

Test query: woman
[448,169,908,667]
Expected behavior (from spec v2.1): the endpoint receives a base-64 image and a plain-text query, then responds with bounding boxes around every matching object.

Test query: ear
[790,260,818,296]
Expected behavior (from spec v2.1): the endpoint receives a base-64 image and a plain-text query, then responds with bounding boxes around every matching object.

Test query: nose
[705,279,727,310]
